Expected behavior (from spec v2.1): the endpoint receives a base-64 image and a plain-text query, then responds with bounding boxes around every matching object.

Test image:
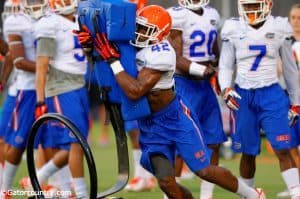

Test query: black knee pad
[150,154,174,179]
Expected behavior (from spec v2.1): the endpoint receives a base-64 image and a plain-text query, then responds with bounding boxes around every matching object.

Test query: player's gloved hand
[288,105,300,127]
[73,25,93,53]
[222,87,241,111]
[35,101,48,120]
[209,72,221,95]
[94,32,120,64]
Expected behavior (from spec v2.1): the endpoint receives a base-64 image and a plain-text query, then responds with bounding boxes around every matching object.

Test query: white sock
[200,180,215,199]
[236,178,258,199]
[240,177,255,188]
[56,166,72,193]
[133,149,142,178]
[1,161,18,191]
[37,160,60,185]
[281,168,300,199]
[73,177,88,198]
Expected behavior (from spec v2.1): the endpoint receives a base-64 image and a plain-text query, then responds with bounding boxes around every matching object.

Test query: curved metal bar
[97,87,129,199]
[26,113,98,199]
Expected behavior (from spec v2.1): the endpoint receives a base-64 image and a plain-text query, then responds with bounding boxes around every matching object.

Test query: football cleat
[276,189,289,198]
[255,188,266,199]
[124,177,155,192]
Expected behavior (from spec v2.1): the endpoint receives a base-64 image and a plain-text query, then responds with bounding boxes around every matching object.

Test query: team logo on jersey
[210,19,217,26]
[265,32,275,39]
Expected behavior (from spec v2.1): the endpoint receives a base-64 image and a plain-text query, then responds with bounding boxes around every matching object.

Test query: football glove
[94,32,120,64]
[73,25,94,53]
[288,105,300,127]
[35,101,48,120]
[222,88,242,111]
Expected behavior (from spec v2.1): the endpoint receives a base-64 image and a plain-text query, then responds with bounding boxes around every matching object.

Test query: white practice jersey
[220,16,293,89]
[167,5,220,62]
[136,40,176,90]
[35,13,87,75]
[3,13,36,90]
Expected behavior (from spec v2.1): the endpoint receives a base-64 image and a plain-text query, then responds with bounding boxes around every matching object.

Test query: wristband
[110,60,124,75]
[13,57,24,65]
[189,62,207,76]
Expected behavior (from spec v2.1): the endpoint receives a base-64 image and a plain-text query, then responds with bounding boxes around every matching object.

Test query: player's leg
[60,88,89,198]
[178,99,263,199]
[231,85,260,188]
[198,82,227,199]
[125,121,154,191]
[2,90,36,193]
[151,154,193,199]
[0,94,17,190]
[260,84,300,198]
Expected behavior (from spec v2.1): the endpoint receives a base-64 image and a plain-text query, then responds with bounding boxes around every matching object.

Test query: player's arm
[114,65,162,100]
[35,38,56,103]
[168,29,213,77]
[218,40,235,92]
[8,34,36,72]
[218,37,241,110]
[280,38,300,106]
[0,53,13,86]
[0,37,9,56]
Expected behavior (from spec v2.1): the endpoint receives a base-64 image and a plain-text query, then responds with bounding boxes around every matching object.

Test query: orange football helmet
[49,0,77,15]
[131,5,172,48]
[238,0,273,25]
[128,0,147,10]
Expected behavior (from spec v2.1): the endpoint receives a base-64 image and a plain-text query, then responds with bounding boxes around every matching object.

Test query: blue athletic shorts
[0,95,16,138]
[174,76,227,145]
[290,120,300,147]
[5,90,37,149]
[230,84,292,155]
[125,120,138,132]
[44,88,89,150]
[138,96,211,174]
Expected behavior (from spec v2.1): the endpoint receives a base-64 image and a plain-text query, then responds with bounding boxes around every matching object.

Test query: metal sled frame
[97,87,130,199]
[26,113,98,199]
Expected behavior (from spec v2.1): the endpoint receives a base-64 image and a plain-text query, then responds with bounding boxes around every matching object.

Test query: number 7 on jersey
[249,45,267,71]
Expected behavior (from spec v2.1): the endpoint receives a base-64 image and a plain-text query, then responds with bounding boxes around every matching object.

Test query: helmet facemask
[21,0,48,20]
[238,0,272,25]
[2,0,21,22]
[131,16,160,48]
[49,0,77,15]
[178,0,210,10]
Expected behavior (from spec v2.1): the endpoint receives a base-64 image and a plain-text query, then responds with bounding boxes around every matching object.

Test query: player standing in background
[0,0,47,197]
[32,0,89,197]
[277,4,300,198]
[77,4,266,199]
[218,0,300,198]
[0,0,20,191]
[167,1,226,198]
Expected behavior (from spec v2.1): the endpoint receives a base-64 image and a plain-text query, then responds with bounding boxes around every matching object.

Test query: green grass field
[12,122,286,199]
